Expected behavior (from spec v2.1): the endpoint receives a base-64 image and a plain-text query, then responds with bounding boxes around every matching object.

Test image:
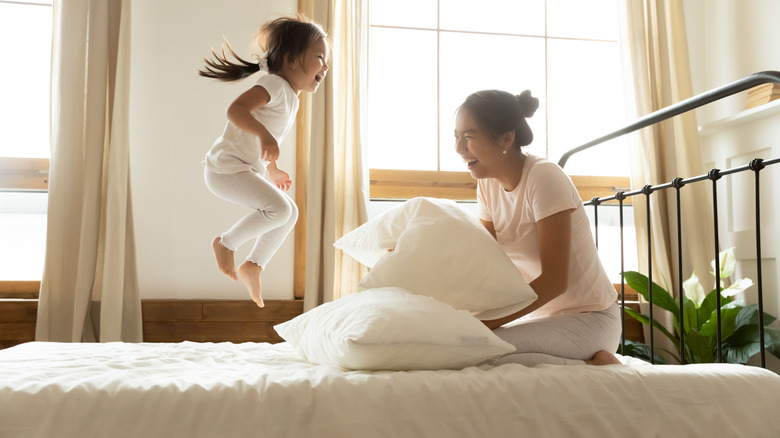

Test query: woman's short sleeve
[526,162,580,222]
[477,179,493,222]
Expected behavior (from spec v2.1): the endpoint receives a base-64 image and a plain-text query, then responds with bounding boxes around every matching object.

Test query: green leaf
[700,305,741,339]
[682,330,715,363]
[765,327,780,359]
[735,304,777,328]
[681,297,698,336]
[622,271,680,316]
[722,324,761,364]
[616,340,668,364]
[697,289,734,330]
[623,307,680,350]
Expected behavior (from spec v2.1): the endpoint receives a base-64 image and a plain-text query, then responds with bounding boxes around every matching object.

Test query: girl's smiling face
[285,37,329,94]
[454,108,506,179]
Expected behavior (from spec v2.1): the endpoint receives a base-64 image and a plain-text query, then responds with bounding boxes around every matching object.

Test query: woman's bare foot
[212,237,237,281]
[238,261,264,307]
[586,350,622,366]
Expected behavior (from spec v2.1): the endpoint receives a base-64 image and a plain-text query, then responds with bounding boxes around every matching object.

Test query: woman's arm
[226,85,279,161]
[481,209,574,330]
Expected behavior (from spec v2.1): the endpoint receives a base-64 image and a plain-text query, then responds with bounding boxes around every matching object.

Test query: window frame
[0,157,48,298]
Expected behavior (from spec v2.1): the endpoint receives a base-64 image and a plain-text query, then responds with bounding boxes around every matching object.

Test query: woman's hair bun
[516,90,539,118]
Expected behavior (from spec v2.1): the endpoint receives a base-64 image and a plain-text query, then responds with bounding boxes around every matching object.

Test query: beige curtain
[298,0,370,311]
[36,0,141,342]
[619,0,715,356]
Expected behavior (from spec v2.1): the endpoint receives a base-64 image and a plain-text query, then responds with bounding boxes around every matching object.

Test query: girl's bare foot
[238,261,264,307]
[212,237,237,281]
[586,350,622,366]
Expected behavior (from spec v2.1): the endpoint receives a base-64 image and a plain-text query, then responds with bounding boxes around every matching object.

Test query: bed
[3,72,780,437]
[2,341,780,437]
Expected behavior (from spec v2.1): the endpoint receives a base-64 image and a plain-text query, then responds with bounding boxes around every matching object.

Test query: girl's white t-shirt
[204,73,299,176]
[477,154,617,318]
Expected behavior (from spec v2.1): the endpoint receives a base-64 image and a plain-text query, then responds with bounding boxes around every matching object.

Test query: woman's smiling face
[454,108,504,179]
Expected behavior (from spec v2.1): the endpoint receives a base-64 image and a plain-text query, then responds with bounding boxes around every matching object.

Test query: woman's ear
[500,131,516,148]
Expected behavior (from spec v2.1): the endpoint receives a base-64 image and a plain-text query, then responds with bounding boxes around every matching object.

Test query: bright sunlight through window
[367,0,629,177]
[0,0,52,281]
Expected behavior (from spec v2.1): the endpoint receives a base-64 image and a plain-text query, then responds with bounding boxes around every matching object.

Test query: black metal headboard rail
[588,158,778,367]
[561,71,780,368]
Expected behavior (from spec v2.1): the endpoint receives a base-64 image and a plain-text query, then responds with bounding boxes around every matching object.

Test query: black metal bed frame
[559,70,780,368]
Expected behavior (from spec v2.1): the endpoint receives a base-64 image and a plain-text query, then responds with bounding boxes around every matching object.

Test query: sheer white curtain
[619,0,715,355]
[297,0,370,310]
[36,0,141,342]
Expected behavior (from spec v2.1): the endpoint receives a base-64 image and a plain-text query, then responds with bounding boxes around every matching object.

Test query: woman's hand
[268,163,292,191]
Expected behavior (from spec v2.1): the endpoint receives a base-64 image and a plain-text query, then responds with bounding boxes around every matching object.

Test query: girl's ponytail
[199,15,328,83]
[199,40,262,82]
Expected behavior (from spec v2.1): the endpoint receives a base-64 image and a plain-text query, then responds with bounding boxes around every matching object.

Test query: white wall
[684,0,780,123]
[129,0,298,300]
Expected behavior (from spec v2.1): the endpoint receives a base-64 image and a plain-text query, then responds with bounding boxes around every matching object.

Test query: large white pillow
[273,287,515,371]
[334,197,536,320]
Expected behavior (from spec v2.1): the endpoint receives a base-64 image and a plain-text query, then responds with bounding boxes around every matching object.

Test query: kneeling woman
[454,89,621,366]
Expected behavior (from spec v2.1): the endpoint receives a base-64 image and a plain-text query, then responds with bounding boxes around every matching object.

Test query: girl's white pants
[204,169,298,268]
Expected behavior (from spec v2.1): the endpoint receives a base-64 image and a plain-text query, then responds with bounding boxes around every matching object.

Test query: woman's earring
[502,149,508,155]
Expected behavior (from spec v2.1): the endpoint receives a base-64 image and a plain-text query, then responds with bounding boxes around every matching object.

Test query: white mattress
[1,341,779,438]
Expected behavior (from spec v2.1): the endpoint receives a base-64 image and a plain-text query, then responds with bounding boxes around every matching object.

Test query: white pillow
[334,197,537,320]
[273,287,516,371]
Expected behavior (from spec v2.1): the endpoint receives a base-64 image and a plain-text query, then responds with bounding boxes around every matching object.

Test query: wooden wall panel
[141,299,303,344]
[1,297,643,349]
[0,300,37,349]
[0,299,303,349]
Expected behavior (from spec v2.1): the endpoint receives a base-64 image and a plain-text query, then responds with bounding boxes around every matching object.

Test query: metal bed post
[750,158,766,368]
[591,198,601,249]
[672,177,686,364]
[708,169,723,362]
[616,191,627,354]
[641,184,655,364]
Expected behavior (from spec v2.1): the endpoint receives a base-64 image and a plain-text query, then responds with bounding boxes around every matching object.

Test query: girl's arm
[226,85,279,161]
[481,209,574,330]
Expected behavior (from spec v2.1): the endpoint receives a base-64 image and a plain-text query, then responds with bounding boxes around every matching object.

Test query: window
[0,0,52,292]
[367,0,630,200]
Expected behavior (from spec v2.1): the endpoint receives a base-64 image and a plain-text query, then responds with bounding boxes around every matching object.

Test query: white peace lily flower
[683,271,707,308]
[710,247,736,279]
[721,278,754,298]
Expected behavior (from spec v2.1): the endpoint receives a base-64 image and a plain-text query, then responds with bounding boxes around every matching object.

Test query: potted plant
[617,247,780,364]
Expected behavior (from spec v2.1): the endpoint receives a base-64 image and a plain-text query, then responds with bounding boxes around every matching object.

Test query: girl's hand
[260,136,280,162]
[268,165,292,191]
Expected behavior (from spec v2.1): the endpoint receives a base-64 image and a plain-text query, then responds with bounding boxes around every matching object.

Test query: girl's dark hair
[199,15,328,82]
[457,89,539,149]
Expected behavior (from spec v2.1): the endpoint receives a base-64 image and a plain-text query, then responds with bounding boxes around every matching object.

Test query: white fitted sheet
[1,341,779,438]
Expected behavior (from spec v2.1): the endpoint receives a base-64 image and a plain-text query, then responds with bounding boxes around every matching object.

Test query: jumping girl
[200,16,329,307]
[454,89,622,366]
